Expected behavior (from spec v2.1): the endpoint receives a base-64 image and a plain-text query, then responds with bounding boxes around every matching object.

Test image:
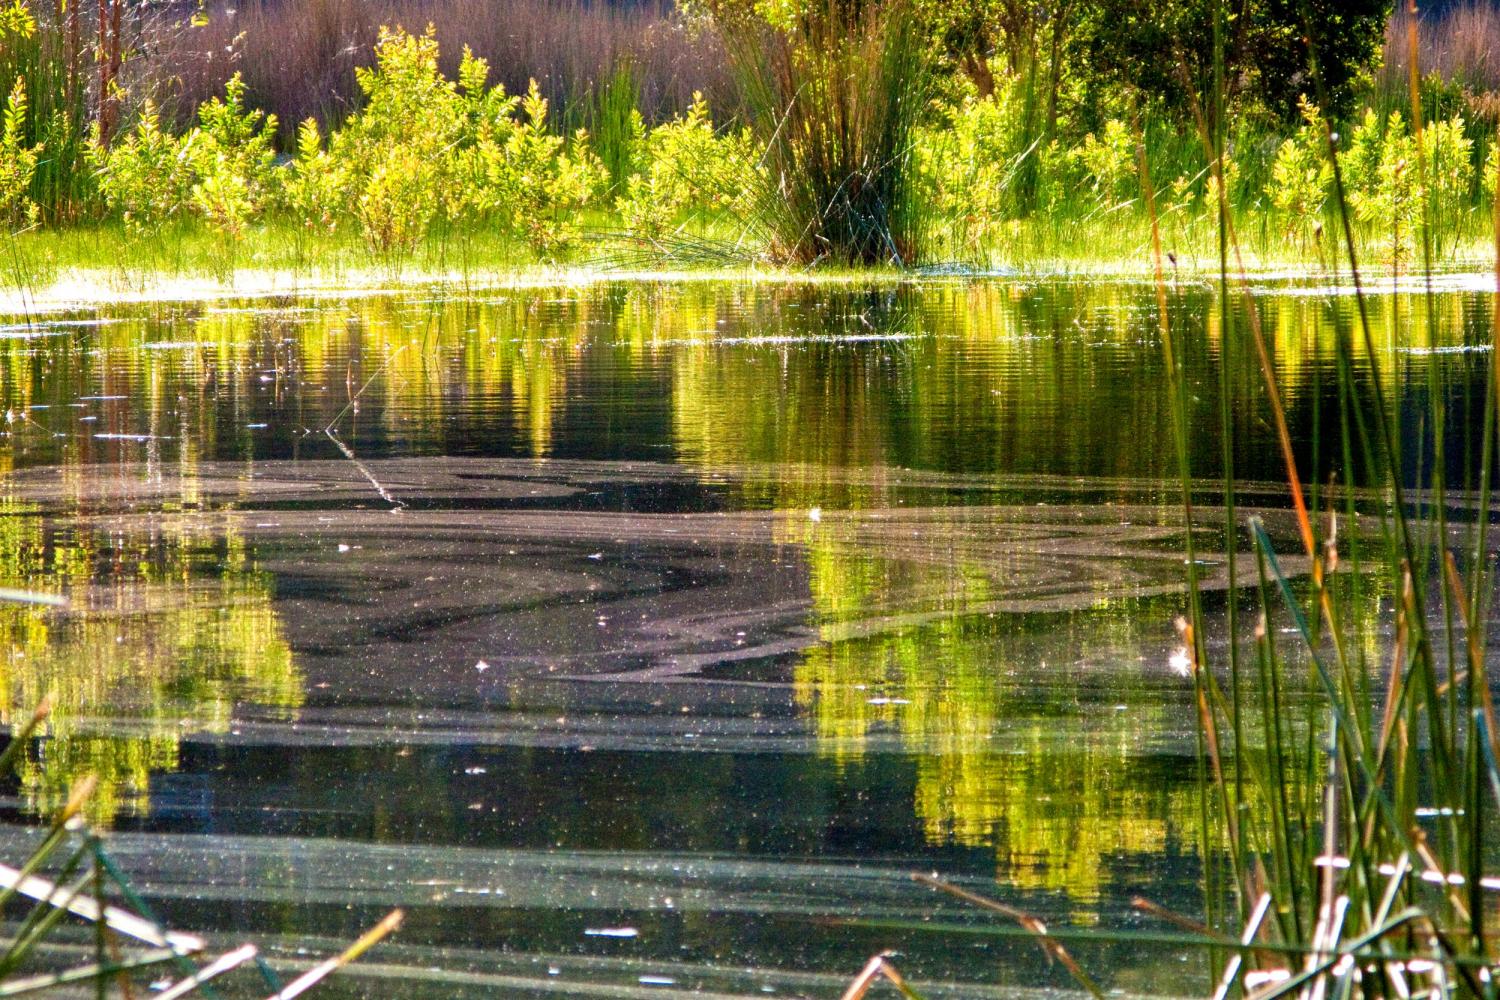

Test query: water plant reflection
[784,504,1200,918]
[0,489,299,823]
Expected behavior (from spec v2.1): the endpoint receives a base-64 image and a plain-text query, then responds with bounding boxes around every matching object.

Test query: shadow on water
[0,276,1490,995]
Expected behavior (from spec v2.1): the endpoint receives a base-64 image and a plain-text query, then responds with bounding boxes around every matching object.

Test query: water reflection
[0,481,299,822]
[0,276,1482,990]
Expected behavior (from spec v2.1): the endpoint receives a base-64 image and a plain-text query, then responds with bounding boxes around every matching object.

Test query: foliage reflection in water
[0,275,1480,993]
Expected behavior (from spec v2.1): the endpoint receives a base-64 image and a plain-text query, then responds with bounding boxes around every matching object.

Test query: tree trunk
[961,51,996,99]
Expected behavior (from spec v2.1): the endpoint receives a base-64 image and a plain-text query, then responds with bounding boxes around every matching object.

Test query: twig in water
[323,345,408,511]
[263,909,403,1000]
[912,873,1103,999]
[838,954,922,1000]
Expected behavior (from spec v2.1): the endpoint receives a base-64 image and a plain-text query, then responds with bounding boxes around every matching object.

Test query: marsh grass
[0,3,93,224]
[159,0,729,145]
[859,6,1500,998]
[0,702,402,998]
[717,0,933,266]
[1123,4,1500,996]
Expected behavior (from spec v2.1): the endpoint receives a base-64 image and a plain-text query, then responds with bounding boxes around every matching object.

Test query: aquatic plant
[0,76,42,297]
[699,0,935,265]
[1269,98,1332,248]
[1132,11,1500,995]
[188,74,279,253]
[89,102,195,240]
[0,713,401,997]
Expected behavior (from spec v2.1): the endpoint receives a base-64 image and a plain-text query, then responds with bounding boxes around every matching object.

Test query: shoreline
[1,256,1496,316]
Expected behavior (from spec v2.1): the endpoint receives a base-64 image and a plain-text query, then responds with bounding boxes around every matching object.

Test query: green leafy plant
[331,25,456,264]
[0,77,38,230]
[90,102,195,239]
[480,80,605,258]
[1269,97,1331,248]
[186,73,278,276]
[1076,118,1135,206]
[617,92,757,239]
[280,117,344,271]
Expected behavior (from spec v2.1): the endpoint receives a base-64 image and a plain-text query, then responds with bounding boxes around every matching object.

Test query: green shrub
[0,77,38,231]
[317,26,605,264]
[281,119,343,240]
[1345,111,1418,266]
[916,94,1022,259]
[1418,113,1472,255]
[188,73,278,242]
[617,92,757,238]
[479,81,606,257]
[1268,97,1331,246]
[1076,118,1135,205]
[330,25,457,260]
[90,102,195,237]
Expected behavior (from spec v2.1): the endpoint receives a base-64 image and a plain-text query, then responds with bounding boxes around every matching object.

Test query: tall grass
[0,2,96,222]
[154,0,729,144]
[1133,3,1500,994]
[1382,1,1500,112]
[718,0,933,266]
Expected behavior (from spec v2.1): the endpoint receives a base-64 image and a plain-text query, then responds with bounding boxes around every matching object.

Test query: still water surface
[0,275,1492,997]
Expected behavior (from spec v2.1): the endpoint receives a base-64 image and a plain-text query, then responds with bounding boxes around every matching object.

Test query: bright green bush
[1341,109,1470,265]
[1418,113,1472,254]
[0,78,38,231]
[281,118,343,240]
[330,25,456,260]
[188,73,278,241]
[916,96,1016,258]
[1269,98,1331,246]
[478,81,606,257]
[314,26,605,263]
[90,103,195,236]
[916,79,1087,259]
[617,92,757,238]
[1076,119,1135,206]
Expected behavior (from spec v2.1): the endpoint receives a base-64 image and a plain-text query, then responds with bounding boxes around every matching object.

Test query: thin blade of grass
[262,909,402,1000]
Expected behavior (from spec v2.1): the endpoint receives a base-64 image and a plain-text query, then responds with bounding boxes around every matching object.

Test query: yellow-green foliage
[479,81,606,256]
[0,0,33,39]
[917,95,1014,255]
[617,92,757,237]
[188,72,278,239]
[0,78,38,230]
[916,81,1083,257]
[1346,111,1417,265]
[281,118,342,238]
[90,102,196,235]
[1076,119,1135,205]
[332,25,455,259]
[1270,97,1332,244]
[325,26,604,261]
[1341,109,1470,265]
[1419,114,1472,252]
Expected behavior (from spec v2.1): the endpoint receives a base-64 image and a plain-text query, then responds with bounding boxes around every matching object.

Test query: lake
[0,273,1492,997]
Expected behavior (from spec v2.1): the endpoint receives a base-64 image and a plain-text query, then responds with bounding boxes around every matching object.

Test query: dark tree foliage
[923,0,1391,127]
[1070,0,1391,125]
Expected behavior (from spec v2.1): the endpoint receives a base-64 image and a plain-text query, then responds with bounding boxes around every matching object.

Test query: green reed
[1136,1,1500,994]
[715,0,934,266]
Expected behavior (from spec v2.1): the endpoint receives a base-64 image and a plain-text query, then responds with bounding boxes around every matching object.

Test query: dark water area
[0,274,1492,997]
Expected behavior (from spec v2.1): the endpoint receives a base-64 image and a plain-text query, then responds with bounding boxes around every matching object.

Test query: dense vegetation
[3,0,1498,280]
